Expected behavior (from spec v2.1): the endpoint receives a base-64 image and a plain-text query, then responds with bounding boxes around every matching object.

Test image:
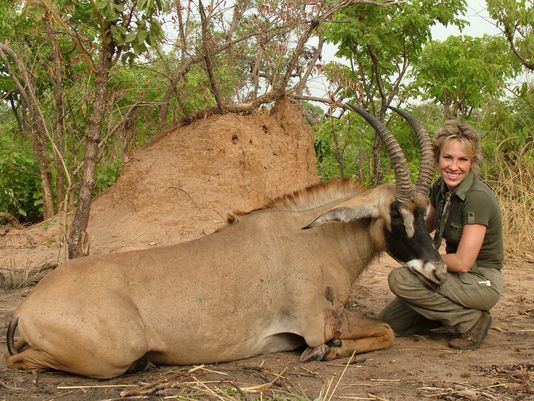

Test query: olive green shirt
[430,171,504,271]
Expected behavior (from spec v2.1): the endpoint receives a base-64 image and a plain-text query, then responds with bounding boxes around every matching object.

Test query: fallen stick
[241,367,288,393]
[325,351,357,401]
[57,384,138,389]
[369,379,401,382]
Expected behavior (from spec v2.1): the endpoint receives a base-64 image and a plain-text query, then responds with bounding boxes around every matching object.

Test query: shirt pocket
[448,223,463,242]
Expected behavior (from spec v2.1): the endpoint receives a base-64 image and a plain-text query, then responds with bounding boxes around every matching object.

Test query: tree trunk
[67,43,113,259]
[30,123,55,219]
[358,146,364,181]
[8,95,24,134]
[45,14,67,208]
[373,133,383,186]
[0,44,56,219]
[157,81,175,131]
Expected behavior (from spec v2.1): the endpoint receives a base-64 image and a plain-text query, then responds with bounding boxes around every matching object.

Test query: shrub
[0,134,43,223]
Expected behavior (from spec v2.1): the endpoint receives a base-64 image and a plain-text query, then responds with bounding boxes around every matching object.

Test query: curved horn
[346,103,413,202]
[387,106,435,196]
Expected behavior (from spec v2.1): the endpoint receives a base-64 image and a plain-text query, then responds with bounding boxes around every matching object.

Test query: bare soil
[0,101,532,400]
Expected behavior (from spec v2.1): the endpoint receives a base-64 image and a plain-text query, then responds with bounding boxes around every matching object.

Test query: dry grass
[94,364,313,401]
[0,261,57,289]
[0,268,40,289]
[485,142,534,261]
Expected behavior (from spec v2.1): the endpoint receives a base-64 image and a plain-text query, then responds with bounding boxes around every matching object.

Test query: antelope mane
[263,179,368,211]
[225,180,368,225]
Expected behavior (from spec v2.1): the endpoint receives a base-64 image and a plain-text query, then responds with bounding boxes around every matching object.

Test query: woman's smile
[439,140,473,190]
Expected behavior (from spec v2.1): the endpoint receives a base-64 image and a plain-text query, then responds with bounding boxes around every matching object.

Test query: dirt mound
[0,99,319,268]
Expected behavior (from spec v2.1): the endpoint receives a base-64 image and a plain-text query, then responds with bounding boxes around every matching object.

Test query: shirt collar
[439,170,475,201]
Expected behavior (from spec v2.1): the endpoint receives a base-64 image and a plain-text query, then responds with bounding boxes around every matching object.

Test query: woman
[379,120,504,350]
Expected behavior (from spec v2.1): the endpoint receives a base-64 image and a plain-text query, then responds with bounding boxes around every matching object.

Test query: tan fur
[261,179,368,211]
[232,179,368,217]
[6,182,400,379]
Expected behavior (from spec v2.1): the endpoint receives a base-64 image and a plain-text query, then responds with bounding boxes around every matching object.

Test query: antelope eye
[390,207,401,219]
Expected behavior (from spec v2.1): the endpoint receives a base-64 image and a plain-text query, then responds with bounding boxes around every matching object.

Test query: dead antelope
[5,106,446,379]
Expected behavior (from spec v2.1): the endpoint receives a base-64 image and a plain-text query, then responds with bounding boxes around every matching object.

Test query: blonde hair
[433,120,482,168]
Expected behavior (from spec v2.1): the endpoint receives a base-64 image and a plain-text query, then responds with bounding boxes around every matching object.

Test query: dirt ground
[0,101,532,400]
[0,259,533,401]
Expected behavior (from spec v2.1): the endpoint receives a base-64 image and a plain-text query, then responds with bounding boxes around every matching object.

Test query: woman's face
[438,139,473,190]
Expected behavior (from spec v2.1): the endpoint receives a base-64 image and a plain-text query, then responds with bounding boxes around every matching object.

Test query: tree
[314,114,374,181]
[0,0,167,258]
[1,0,379,261]
[0,43,56,219]
[413,35,520,119]
[155,0,365,127]
[60,0,166,258]
[321,0,467,184]
[486,0,534,70]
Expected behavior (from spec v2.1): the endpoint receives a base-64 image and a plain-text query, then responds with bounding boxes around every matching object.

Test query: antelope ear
[303,206,378,229]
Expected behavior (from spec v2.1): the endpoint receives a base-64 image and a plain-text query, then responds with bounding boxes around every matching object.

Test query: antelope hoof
[299,344,329,362]
[328,339,342,347]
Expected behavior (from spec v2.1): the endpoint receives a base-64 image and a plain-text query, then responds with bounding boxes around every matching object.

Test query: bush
[0,134,43,223]
[482,144,533,260]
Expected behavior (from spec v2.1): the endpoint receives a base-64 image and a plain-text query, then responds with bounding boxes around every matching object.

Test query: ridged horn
[387,106,435,197]
[346,103,413,202]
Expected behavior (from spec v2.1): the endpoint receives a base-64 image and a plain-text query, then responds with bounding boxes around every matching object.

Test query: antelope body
[5,106,447,379]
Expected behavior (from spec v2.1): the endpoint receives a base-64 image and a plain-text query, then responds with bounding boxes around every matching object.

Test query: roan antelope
[5,105,446,378]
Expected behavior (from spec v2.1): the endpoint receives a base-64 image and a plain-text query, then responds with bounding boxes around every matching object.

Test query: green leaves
[95,0,116,19]
[486,0,533,70]
[91,1,164,56]
[413,34,521,117]
[0,134,42,223]
[322,0,468,108]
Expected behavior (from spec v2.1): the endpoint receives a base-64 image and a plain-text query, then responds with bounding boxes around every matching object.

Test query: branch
[164,0,398,124]
[293,36,325,96]
[38,0,96,72]
[289,94,341,110]
[176,0,189,54]
[0,43,70,187]
[503,24,534,70]
[199,1,225,113]
[367,43,387,112]
[0,212,22,228]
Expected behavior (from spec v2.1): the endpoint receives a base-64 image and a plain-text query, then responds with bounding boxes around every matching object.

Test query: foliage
[0,0,331,226]
[477,85,534,257]
[313,106,441,185]
[94,0,165,58]
[302,103,325,123]
[480,99,533,159]
[0,127,42,223]
[486,0,534,70]
[413,35,521,118]
[322,0,468,108]
[0,268,42,289]
[314,115,375,182]
[0,0,169,224]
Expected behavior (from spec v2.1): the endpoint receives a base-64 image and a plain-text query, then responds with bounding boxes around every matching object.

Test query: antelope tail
[7,315,19,355]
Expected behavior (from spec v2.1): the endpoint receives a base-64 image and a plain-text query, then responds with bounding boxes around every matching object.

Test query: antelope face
[344,104,447,285]
[385,201,447,286]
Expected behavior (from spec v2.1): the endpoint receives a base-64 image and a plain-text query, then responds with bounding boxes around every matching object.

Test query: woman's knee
[388,267,425,298]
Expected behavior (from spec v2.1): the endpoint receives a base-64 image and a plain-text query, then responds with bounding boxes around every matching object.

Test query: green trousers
[379,267,502,336]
